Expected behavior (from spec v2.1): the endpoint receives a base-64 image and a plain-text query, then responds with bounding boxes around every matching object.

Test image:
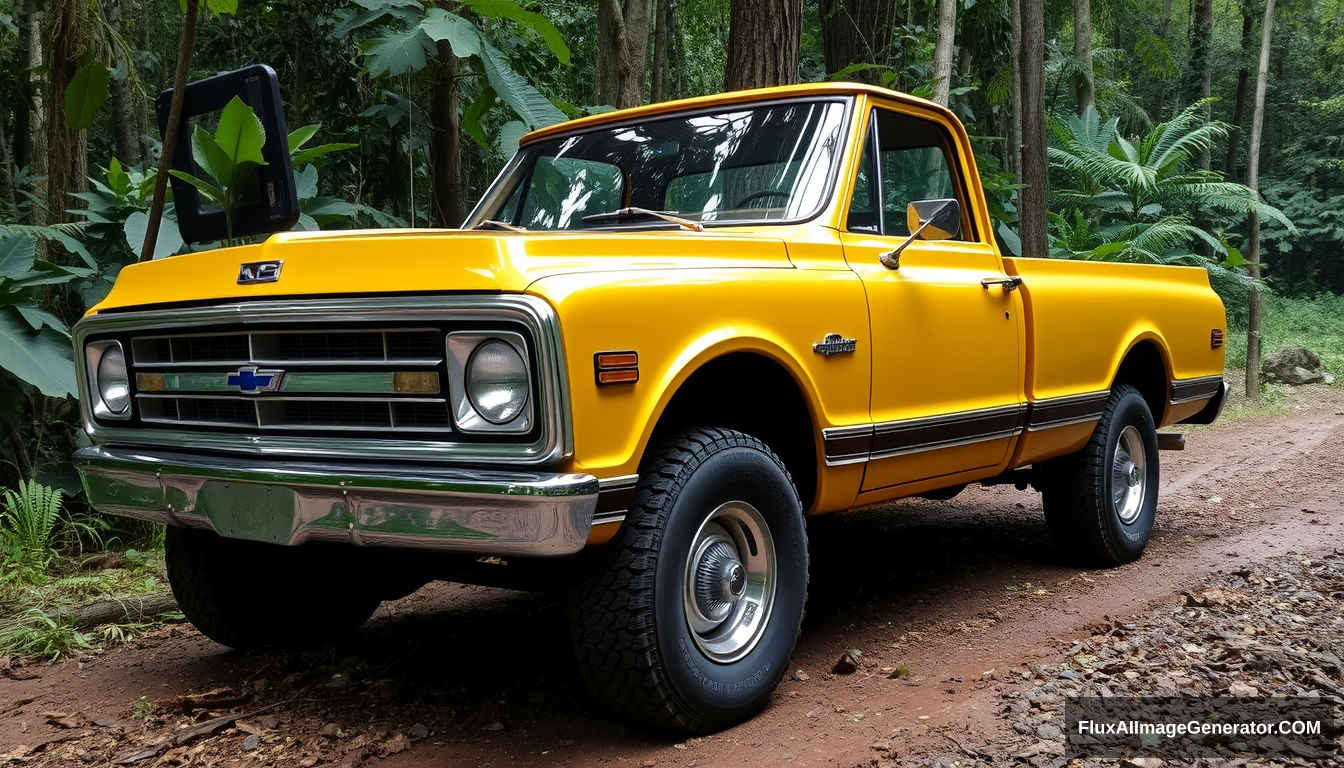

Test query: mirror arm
[878,215,941,270]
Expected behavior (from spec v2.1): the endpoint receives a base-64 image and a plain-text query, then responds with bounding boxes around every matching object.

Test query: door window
[846,109,969,239]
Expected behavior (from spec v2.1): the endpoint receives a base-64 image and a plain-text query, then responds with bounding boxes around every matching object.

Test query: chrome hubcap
[1112,425,1147,525]
[683,501,775,663]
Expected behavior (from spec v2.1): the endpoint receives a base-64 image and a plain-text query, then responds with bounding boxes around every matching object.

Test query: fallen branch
[47,595,180,631]
[113,700,294,764]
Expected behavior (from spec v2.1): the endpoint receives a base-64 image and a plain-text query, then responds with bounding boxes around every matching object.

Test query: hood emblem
[226,366,285,394]
[238,260,283,284]
[813,333,857,356]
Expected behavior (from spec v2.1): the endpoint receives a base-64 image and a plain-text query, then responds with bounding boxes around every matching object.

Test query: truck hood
[92,228,793,312]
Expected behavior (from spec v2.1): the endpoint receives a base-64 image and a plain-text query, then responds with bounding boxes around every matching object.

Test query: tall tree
[1018,0,1049,256]
[651,0,679,103]
[1072,0,1094,114]
[596,0,654,108]
[1187,0,1213,166]
[103,0,143,166]
[429,43,465,227]
[819,0,895,85]
[43,0,93,227]
[1009,0,1022,180]
[726,0,802,90]
[1223,2,1256,178]
[1244,0,1275,400]
[931,0,958,106]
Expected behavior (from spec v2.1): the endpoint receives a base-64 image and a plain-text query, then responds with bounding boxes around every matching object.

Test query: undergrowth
[1222,293,1344,382]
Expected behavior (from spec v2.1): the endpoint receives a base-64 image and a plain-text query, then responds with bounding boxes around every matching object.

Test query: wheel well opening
[1114,342,1168,420]
[650,353,818,509]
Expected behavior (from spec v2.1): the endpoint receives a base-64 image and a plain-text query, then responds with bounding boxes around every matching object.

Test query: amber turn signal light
[136,373,166,392]
[595,351,638,386]
[393,371,441,394]
[1211,329,1224,349]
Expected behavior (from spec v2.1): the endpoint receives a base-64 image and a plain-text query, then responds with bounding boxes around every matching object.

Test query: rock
[833,649,862,674]
[242,734,261,751]
[320,723,340,738]
[1228,681,1259,696]
[1036,723,1062,739]
[792,669,810,681]
[1263,346,1325,385]
[409,723,429,740]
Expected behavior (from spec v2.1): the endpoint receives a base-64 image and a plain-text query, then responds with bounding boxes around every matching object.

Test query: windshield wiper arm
[471,220,527,232]
[580,207,704,232]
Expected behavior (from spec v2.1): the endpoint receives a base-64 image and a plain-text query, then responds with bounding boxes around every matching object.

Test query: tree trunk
[931,0,958,106]
[1244,0,1275,401]
[0,110,15,211]
[651,0,676,102]
[1184,0,1213,165]
[23,1,46,226]
[43,0,91,229]
[1151,0,1173,119]
[595,0,654,108]
[819,0,895,85]
[1009,0,1023,181]
[47,594,180,631]
[1072,0,1094,114]
[103,0,142,166]
[1223,2,1255,178]
[429,49,466,228]
[13,0,35,181]
[1018,0,1049,258]
[141,0,200,262]
[726,0,802,90]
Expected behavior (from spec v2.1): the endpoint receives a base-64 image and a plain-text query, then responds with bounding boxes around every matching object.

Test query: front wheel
[166,528,382,651]
[1039,383,1160,566]
[568,428,808,733]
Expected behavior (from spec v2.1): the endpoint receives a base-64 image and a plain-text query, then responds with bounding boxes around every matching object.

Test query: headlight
[446,331,534,433]
[466,341,529,424]
[86,340,132,419]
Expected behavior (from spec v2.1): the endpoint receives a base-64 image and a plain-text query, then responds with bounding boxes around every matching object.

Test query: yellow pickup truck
[73,82,1226,733]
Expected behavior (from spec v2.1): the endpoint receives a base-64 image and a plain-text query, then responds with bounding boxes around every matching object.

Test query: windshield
[470,99,849,230]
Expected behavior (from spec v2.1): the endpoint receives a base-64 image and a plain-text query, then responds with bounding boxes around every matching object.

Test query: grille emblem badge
[238,260,283,284]
[226,366,285,394]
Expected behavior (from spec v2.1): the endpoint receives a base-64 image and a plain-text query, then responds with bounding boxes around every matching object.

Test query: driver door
[842,105,1024,493]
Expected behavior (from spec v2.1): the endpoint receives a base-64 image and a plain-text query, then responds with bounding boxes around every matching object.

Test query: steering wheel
[733,190,792,209]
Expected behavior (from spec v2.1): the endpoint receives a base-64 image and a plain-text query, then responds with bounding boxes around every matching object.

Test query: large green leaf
[190,125,233,186]
[294,165,319,200]
[461,88,496,150]
[460,0,570,64]
[419,9,481,58]
[178,0,239,14]
[477,42,567,130]
[0,233,36,280]
[15,305,70,338]
[168,170,226,207]
[496,121,529,155]
[215,96,267,171]
[288,124,321,154]
[0,309,76,398]
[124,210,186,260]
[361,27,435,78]
[291,142,357,168]
[64,62,111,131]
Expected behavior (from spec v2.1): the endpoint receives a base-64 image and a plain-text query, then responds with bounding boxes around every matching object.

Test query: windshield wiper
[471,219,527,232]
[580,207,704,232]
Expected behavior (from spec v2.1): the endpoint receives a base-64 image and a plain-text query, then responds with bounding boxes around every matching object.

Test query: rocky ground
[1,378,1342,768]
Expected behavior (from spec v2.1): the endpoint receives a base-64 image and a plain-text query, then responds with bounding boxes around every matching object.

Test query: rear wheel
[568,428,808,733]
[1039,383,1160,566]
[166,527,382,650]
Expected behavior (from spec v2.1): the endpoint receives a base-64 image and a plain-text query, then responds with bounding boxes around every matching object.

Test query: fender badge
[813,333,857,356]
[238,260,283,284]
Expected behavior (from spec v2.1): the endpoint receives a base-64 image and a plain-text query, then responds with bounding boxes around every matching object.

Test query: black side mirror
[156,64,299,244]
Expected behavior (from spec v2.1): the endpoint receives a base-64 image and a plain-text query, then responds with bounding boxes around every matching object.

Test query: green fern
[1,480,64,565]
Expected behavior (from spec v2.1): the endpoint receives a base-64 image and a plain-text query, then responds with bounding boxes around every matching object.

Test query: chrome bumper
[75,446,599,556]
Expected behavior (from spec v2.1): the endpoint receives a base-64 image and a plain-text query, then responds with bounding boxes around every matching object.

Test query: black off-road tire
[567,428,808,733]
[1039,383,1160,566]
[165,527,382,651]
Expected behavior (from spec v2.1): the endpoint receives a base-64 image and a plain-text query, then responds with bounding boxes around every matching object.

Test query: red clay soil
[2,389,1342,768]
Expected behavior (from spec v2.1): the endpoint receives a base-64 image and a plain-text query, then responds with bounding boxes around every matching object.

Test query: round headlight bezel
[465,339,530,425]
[89,340,132,419]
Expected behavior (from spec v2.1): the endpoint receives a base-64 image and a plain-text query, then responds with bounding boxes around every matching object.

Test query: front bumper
[75,446,599,556]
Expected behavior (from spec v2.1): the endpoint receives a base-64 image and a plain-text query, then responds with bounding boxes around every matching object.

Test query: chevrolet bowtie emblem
[226,366,285,393]
[813,333,857,356]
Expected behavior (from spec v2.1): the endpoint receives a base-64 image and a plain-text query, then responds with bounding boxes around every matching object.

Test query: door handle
[980,276,1023,292]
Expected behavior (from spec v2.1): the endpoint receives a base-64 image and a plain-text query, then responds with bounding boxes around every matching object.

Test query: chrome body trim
[1169,374,1226,405]
[593,474,639,525]
[1023,390,1110,431]
[1176,380,1229,425]
[73,296,573,466]
[74,445,598,556]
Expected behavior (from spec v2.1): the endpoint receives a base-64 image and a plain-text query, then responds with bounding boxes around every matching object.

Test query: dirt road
[3,390,1342,767]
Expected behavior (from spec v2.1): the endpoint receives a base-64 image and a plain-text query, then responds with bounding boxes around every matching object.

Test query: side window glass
[850,109,965,239]
[517,157,624,230]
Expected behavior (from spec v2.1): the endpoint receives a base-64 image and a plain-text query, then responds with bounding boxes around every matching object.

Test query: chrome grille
[127,326,450,435]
